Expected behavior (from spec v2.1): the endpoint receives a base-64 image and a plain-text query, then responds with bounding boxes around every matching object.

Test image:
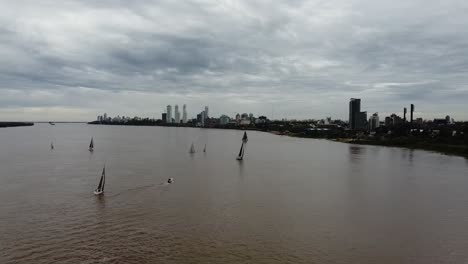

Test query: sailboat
[88,137,94,151]
[203,144,206,153]
[189,142,195,153]
[50,141,54,150]
[94,166,106,195]
[236,142,245,160]
[242,131,248,143]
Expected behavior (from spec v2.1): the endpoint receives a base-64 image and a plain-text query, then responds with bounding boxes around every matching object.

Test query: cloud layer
[1,0,467,121]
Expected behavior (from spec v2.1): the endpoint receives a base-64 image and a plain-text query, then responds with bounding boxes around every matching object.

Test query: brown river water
[1,123,468,264]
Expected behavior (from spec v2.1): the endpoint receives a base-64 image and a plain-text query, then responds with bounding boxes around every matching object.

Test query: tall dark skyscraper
[410,104,415,123]
[349,98,367,130]
[404,107,407,122]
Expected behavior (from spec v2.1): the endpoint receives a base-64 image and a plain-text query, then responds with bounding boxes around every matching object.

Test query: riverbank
[332,137,468,159]
[0,122,34,128]
[276,132,468,158]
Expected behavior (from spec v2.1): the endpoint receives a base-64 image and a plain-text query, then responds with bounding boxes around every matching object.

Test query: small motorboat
[167,178,174,184]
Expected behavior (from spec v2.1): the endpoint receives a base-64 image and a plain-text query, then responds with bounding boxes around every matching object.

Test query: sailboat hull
[94,190,103,195]
[89,148,94,151]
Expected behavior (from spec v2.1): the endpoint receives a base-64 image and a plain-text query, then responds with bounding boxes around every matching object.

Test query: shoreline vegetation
[88,121,468,159]
[0,122,34,128]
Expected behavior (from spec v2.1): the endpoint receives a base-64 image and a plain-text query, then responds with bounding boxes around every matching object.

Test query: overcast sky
[1,0,467,121]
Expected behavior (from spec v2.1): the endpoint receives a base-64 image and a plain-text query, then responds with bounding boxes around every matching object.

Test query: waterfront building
[204,106,209,118]
[201,111,206,127]
[385,116,392,127]
[162,113,167,123]
[182,104,187,123]
[219,115,230,125]
[167,105,172,123]
[369,113,380,131]
[349,98,367,130]
[391,113,403,126]
[175,105,180,123]
[410,104,415,123]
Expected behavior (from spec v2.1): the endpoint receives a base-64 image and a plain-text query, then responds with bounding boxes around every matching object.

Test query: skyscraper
[182,104,187,123]
[166,105,172,123]
[204,106,209,118]
[201,111,206,127]
[174,105,180,123]
[349,98,367,130]
[410,104,415,123]
[369,113,380,131]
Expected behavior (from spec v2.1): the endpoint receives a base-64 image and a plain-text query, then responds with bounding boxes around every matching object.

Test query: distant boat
[88,137,94,151]
[50,141,54,150]
[167,178,174,184]
[242,131,248,143]
[189,142,195,154]
[94,166,106,195]
[49,122,55,125]
[203,144,206,153]
[236,142,245,160]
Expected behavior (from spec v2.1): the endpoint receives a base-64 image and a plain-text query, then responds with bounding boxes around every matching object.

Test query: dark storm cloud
[0,0,467,120]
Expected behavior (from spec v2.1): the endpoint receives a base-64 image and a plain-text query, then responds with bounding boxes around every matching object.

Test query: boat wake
[107,181,170,198]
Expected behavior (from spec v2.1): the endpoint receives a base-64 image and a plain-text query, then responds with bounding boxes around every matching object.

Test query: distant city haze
[0,1,467,121]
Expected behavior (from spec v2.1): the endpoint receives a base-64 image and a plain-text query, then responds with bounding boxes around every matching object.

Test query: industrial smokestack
[403,107,407,122]
[410,104,414,123]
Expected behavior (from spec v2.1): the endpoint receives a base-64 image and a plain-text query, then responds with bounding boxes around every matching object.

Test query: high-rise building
[349,98,367,130]
[201,111,206,127]
[166,105,172,123]
[182,104,187,123]
[410,104,415,123]
[385,116,392,127]
[175,105,180,123]
[391,113,403,126]
[403,108,407,122]
[369,113,380,131]
[204,106,209,118]
[162,113,167,123]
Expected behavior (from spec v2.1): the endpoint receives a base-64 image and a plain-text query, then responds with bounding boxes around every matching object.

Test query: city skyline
[1,1,468,121]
